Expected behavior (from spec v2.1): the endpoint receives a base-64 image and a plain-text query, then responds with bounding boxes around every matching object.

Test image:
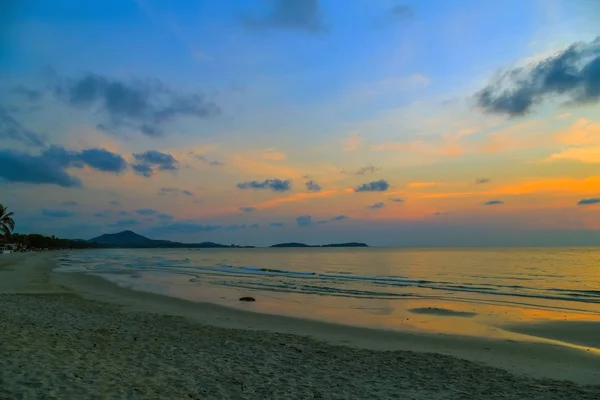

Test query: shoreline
[2,252,600,398]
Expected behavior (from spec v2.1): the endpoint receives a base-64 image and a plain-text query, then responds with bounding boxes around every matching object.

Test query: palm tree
[0,204,15,238]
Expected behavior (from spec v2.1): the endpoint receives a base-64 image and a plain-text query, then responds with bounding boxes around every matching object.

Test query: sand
[1,252,600,399]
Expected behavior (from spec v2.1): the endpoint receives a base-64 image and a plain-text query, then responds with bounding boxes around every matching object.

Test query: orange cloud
[261,148,287,161]
[252,189,346,209]
[543,146,600,163]
[553,119,600,146]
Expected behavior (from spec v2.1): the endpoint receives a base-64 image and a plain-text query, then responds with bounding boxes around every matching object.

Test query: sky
[1,0,600,246]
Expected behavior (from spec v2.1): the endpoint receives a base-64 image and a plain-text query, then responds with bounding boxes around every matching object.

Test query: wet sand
[1,252,599,399]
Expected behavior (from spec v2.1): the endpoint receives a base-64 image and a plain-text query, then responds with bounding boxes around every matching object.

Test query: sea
[56,247,600,341]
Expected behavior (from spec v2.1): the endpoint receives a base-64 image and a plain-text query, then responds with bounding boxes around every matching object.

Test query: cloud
[11,86,43,101]
[41,145,128,173]
[226,224,247,230]
[132,150,178,177]
[156,221,221,234]
[118,211,130,216]
[475,178,491,184]
[54,73,220,135]
[270,222,285,227]
[42,209,75,218]
[330,215,348,221]
[390,198,405,203]
[0,149,82,187]
[109,200,120,205]
[305,180,322,192]
[389,5,413,21]
[237,178,291,191]
[60,201,78,207]
[476,36,600,116]
[434,212,449,216]
[483,200,504,206]
[93,211,110,217]
[355,179,390,192]
[296,215,313,226]
[368,202,386,210]
[108,219,139,228]
[159,187,193,196]
[577,198,600,205]
[0,105,46,147]
[196,154,225,167]
[158,213,174,220]
[343,165,380,175]
[137,208,158,215]
[239,207,257,213]
[241,0,326,33]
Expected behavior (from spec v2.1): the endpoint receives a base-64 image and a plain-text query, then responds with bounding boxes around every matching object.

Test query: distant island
[88,230,368,249]
[270,242,368,248]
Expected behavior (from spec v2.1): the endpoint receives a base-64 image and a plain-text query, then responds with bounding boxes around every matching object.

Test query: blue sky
[2,0,600,245]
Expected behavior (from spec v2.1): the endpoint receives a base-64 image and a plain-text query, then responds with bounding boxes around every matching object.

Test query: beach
[1,252,600,399]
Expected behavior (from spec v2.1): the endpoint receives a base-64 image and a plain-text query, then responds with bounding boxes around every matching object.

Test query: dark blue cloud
[250,223,260,229]
[475,178,491,184]
[109,200,120,206]
[355,179,390,192]
[0,105,46,147]
[41,145,127,173]
[390,198,405,203]
[60,201,78,207]
[54,73,220,136]
[131,163,153,177]
[476,36,600,116]
[483,200,504,206]
[226,224,247,230]
[158,213,174,220]
[305,180,322,191]
[368,202,386,210]
[241,0,326,33]
[42,209,75,218]
[343,165,379,175]
[132,150,178,177]
[159,187,193,196]
[108,219,139,228]
[118,211,130,216]
[578,198,600,205]
[270,222,285,227]
[237,179,291,191]
[11,86,43,102]
[137,208,158,216]
[296,215,313,226]
[157,222,222,234]
[330,215,348,221]
[0,149,82,187]
[390,5,413,20]
[239,206,257,213]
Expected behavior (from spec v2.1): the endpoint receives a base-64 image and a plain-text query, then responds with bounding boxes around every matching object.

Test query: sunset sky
[2,0,600,246]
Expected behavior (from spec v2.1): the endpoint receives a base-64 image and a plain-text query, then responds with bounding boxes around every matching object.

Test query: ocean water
[56,247,600,340]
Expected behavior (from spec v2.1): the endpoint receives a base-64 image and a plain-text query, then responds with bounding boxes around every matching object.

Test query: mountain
[89,230,163,246]
[270,242,368,248]
[88,230,254,248]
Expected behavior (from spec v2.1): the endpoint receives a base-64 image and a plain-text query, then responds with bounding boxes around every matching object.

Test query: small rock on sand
[239,297,256,302]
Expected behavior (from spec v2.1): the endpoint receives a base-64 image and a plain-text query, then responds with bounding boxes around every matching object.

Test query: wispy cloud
[42,209,75,218]
[0,105,45,147]
[476,36,600,116]
[132,150,178,177]
[159,187,193,196]
[239,206,257,213]
[390,198,405,203]
[137,208,159,215]
[368,202,386,209]
[241,0,326,34]
[475,178,491,184]
[342,165,379,175]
